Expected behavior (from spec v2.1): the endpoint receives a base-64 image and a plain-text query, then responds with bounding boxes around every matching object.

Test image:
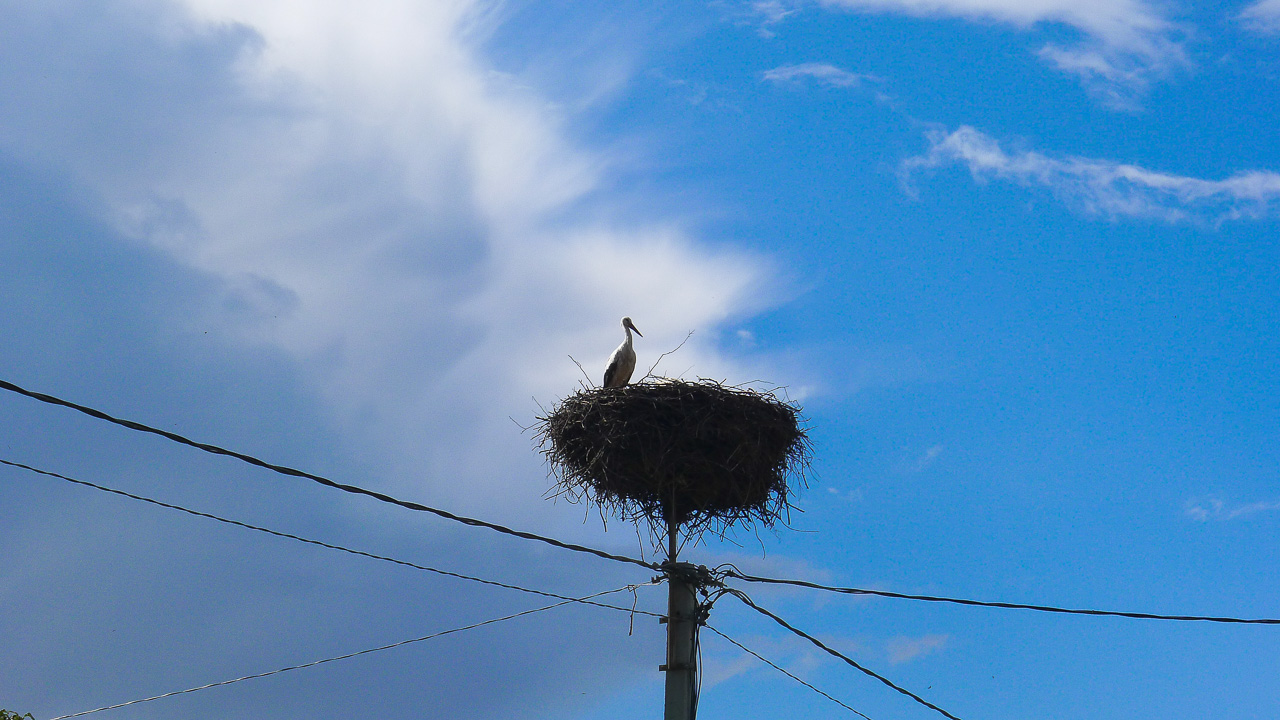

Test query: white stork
[602,316,642,388]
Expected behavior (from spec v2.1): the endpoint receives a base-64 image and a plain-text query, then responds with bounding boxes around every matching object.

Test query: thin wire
[691,616,702,720]
[0,458,662,619]
[720,569,1280,625]
[704,624,874,720]
[726,588,964,720]
[0,378,657,571]
[47,584,648,720]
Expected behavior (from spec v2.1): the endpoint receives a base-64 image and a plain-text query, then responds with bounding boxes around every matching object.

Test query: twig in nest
[642,330,694,381]
[568,354,594,389]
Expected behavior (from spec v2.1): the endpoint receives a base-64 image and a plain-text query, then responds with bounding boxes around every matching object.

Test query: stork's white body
[603,317,642,388]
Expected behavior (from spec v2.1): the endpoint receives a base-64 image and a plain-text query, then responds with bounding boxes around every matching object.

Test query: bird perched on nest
[603,316,642,388]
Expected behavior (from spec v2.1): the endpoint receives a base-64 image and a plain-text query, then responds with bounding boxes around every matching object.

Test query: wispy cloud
[1240,0,1280,34]
[752,0,798,23]
[886,633,948,664]
[816,0,1184,107]
[1037,46,1155,110]
[750,0,801,37]
[904,126,1280,223]
[1185,497,1280,522]
[718,0,802,38]
[762,62,872,88]
[826,485,866,501]
[910,444,944,473]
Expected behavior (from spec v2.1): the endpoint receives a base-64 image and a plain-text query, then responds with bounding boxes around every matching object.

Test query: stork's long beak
[629,322,642,337]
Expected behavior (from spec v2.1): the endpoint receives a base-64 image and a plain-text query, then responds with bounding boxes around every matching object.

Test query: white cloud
[817,0,1184,106]
[1037,45,1153,110]
[0,0,772,528]
[753,0,799,24]
[1185,497,1280,522]
[749,0,801,37]
[1240,0,1280,34]
[700,629,838,691]
[910,444,944,472]
[762,62,871,88]
[905,126,1280,222]
[825,485,865,502]
[886,633,948,664]
[717,0,802,39]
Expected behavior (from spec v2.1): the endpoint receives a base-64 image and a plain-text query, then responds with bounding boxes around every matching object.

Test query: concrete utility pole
[662,515,698,720]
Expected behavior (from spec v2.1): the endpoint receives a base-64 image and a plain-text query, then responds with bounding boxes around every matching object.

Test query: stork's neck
[623,326,633,344]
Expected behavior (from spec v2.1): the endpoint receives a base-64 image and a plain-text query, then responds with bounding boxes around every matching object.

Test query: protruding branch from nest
[567,354,593,390]
[642,330,694,381]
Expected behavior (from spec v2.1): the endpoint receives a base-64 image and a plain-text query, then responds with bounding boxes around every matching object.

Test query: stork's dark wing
[602,355,622,388]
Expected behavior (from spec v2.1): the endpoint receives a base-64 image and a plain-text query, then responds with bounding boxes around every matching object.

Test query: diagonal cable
[46,583,649,720]
[704,624,875,720]
[0,378,657,570]
[720,569,1280,625]
[726,588,964,720]
[0,457,662,618]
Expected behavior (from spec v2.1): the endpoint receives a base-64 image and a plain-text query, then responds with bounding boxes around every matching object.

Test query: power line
[16,378,1270,627]
[725,588,964,720]
[0,457,662,619]
[46,583,650,720]
[719,569,1280,625]
[703,624,874,720]
[0,378,657,571]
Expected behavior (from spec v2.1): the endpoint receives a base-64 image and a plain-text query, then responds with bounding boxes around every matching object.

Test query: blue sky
[3,1,1279,718]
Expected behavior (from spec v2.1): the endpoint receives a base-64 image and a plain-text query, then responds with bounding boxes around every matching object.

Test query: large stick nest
[536,379,811,535]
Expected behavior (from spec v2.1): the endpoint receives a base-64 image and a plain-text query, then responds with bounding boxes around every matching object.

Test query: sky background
[2,0,1279,718]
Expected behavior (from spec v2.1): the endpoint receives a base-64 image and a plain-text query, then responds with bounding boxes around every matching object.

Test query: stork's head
[622,316,642,337]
